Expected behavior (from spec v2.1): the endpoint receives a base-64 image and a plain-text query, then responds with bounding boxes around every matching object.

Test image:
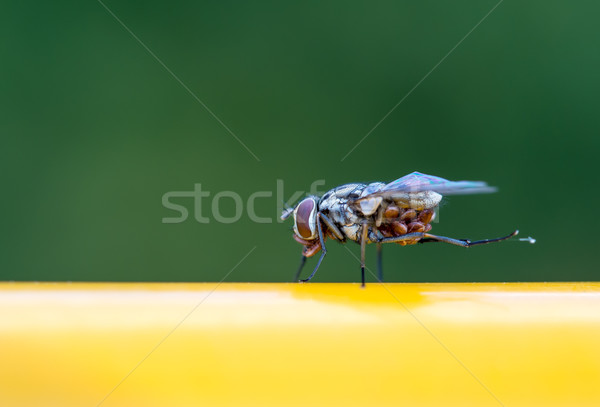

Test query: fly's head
[281,196,322,258]
[291,197,319,241]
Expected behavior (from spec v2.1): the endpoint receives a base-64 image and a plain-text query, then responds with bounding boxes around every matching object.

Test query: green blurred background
[1,0,598,282]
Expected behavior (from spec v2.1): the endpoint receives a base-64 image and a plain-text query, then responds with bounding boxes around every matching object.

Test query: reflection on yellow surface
[1,283,599,406]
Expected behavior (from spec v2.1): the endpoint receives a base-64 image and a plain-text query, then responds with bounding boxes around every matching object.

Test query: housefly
[282,171,533,286]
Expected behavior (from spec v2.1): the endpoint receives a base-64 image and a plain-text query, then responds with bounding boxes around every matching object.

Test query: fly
[281,171,534,286]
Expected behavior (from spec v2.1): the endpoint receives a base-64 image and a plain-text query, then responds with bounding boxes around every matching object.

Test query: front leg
[299,217,328,283]
[293,255,307,282]
[319,212,345,242]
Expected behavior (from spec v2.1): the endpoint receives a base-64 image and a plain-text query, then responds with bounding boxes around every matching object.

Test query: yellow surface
[1,282,599,407]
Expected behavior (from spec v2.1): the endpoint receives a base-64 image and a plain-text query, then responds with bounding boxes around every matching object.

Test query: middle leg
[376,243,383,282]
[360,223,368,287]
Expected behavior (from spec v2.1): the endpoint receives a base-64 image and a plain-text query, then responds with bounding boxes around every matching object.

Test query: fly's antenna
[280,200,294,221]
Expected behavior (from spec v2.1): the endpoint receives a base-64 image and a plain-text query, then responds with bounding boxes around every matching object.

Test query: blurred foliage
[1,0,598,282]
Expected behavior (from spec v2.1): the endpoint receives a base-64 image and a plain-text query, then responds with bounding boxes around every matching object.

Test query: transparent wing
[355,171,497,202]
[381,171,497,195]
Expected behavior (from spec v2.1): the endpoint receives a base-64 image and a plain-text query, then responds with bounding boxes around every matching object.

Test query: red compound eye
[295,198,315,239]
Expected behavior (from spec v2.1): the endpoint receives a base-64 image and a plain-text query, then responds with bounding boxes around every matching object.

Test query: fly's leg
[377,232,427,244]
[319,213,345,241]
[418,230,519,247]
[299,217,327,283]
[458,229,519,246]
[293,255,307,282]
[376,243,383,282]
[378,230,519,247]
[360,223,368,287]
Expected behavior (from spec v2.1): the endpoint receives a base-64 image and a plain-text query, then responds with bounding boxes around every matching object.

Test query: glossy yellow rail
[1,282,599,406]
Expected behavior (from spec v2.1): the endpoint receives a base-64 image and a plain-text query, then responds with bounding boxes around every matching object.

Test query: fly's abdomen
[376,205,436,245]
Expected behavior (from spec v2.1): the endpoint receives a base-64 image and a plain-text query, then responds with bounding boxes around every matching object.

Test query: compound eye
[294,198,317,239]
